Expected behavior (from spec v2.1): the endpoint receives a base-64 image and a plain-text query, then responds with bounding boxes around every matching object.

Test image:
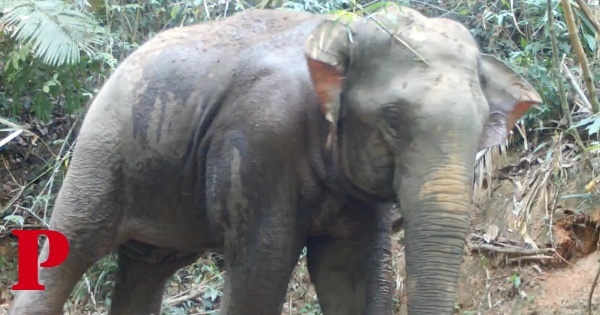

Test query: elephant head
[304,5,542,314]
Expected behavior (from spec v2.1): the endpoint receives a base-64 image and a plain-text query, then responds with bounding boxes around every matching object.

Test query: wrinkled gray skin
[9,6,542,315]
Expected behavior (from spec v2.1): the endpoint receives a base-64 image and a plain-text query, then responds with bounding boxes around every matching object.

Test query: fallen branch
[163,271,224,307]
[470,233,520,247]
[164,285,210,307]
[469,243,555,256]
[507,255,554,263]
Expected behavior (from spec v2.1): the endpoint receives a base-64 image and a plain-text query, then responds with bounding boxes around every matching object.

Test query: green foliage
[0,0,108,66]
[508,273,522,288]
[0,0,113,120]
[281,0,352,13]
[0,0,598,124]
[90,0,211,60]
[298,303,324,315]
[0,44,108,119]
[573,112,600,137]
[0,0,379,119]
[419,0,598,124]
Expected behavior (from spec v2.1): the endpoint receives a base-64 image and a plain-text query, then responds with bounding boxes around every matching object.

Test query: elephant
[9,4,542,315]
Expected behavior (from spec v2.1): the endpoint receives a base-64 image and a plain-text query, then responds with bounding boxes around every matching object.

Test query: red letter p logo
[11,230,69,290]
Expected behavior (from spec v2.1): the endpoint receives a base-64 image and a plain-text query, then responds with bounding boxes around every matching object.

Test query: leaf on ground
[585,178,596,192]
[483,224,499,243]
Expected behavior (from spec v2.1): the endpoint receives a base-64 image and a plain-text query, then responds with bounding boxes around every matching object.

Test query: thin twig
[509,0,526,36]
[369,16,430,66]
[164,286,208,306]
[83,275,97,308]
[552,1,592,170]
[561,62,593,110]
[561,0,600,113]
[352,2,431,66]
[163,270,224,307]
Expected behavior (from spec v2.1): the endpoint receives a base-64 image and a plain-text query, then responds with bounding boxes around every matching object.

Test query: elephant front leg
[307,204,394,315]
[219,211,305,314]
[205,135,309,315]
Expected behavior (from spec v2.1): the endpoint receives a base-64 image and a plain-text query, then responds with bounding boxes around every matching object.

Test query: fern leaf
[0,0,109,67]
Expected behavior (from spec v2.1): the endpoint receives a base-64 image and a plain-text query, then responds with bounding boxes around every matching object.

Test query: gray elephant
[9,5,542,315]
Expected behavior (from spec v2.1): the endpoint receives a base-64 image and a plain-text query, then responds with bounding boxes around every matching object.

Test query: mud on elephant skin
[9,4,542,315]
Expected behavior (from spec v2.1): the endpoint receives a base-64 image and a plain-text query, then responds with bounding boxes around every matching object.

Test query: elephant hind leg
[9,165,124,315]
[9,239,113,315]
[109,241,200,315]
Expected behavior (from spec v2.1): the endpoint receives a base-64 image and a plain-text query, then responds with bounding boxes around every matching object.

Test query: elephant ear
[304,19,352,149]
[478,54,543,151]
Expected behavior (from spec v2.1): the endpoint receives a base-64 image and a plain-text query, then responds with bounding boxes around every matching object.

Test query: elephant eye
[382,105,404,134]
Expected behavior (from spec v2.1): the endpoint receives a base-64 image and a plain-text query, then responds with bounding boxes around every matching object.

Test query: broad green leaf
[3,215,25,226]
[584,34,597,51]
[587,143,600,151]
[586,117,600,136]
[170,4,180,20]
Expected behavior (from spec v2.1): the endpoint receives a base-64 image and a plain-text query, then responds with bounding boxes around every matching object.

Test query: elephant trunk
[396,146,474,314]
[365,203,394,314]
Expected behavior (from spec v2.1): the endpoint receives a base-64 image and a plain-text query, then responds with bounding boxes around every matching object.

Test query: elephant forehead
[366,6,479,52]
[395,23,480,63]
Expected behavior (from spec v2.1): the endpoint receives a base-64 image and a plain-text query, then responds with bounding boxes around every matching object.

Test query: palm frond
[0,0,109,67]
